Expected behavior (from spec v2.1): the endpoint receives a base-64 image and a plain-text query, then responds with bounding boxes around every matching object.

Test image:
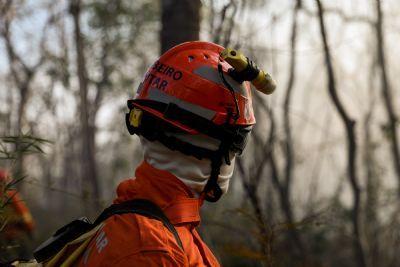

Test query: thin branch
[315,1,366,267]
[374,0,400,197]
[212,0,234,44]
[222,0,238,48]
[302,6,373,25]
[283,0,301,201]
[70,0,100,209]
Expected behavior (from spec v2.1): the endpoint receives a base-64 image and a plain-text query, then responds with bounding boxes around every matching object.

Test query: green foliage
[0,134,50,216]
[0,135,51,160]
[0,134,50,260]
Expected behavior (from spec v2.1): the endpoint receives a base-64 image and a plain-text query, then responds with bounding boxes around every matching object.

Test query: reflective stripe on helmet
[147,88,216,120]
[193,65,247,96]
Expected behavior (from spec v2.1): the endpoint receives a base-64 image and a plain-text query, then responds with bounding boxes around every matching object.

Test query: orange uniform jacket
[77,161,221,267]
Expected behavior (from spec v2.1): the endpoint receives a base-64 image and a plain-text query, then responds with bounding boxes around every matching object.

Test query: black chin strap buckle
[203,154,225,202]
[203,179,223,202]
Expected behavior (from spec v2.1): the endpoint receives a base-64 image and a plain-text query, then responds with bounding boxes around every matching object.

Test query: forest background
[1,0,400,266]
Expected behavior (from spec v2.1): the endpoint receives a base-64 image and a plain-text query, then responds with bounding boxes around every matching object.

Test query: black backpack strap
[34,218,92,262]
[94,199,184,250]
[34,199,184,263]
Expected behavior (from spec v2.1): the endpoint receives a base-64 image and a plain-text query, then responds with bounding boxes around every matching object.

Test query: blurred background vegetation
[1,0,400,266]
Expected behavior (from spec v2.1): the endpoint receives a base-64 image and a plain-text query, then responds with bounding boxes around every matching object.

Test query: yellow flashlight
[220,48,276,95]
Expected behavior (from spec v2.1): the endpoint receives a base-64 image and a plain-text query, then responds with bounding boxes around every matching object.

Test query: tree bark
[70,0,100,209]
[160,0,201,54]
[259,0,308,260]
[281,0,306,258]
[315,1,367,267]
[374,0,400,196]
[362,42,380,267]
[283,0,301,194]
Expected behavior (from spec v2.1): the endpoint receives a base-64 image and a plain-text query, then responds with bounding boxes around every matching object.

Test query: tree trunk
[363,42,380,267]
[70,0,100,209]
[374,0,400,197]
[315,1,367,267]
[160,0,201,54]
[281,0,307,259]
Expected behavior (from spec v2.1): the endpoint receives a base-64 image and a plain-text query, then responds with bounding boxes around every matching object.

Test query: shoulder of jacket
[101,212,184,255]
[77,213,187,266]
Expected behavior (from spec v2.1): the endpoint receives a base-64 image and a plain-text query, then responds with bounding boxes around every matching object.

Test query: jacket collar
[114,161,202,225]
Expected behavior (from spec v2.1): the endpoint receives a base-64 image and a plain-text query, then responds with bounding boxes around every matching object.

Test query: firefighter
[34,41,275,266]
[0,169,35,262]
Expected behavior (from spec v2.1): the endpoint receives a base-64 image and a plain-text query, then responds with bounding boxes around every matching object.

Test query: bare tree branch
[283,0,301,211]
[374,0,400,197]
[281,1,308,260]
[253,93,307,263]
[212,0,234,45]
[315,1,366,267]
[363,47,380,266]
[302,6,373,25]
[222,0,238,48]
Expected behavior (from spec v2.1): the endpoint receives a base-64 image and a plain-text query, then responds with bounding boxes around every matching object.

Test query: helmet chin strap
[201,62,243,202]
[202,157,223,202]
[202,141,231,202]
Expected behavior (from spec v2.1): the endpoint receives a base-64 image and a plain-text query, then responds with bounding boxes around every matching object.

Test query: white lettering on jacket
[95,230,109,254]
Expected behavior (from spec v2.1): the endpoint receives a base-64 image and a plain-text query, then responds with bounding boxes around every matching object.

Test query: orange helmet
[132,41,255,128]
[126,41,256,201]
